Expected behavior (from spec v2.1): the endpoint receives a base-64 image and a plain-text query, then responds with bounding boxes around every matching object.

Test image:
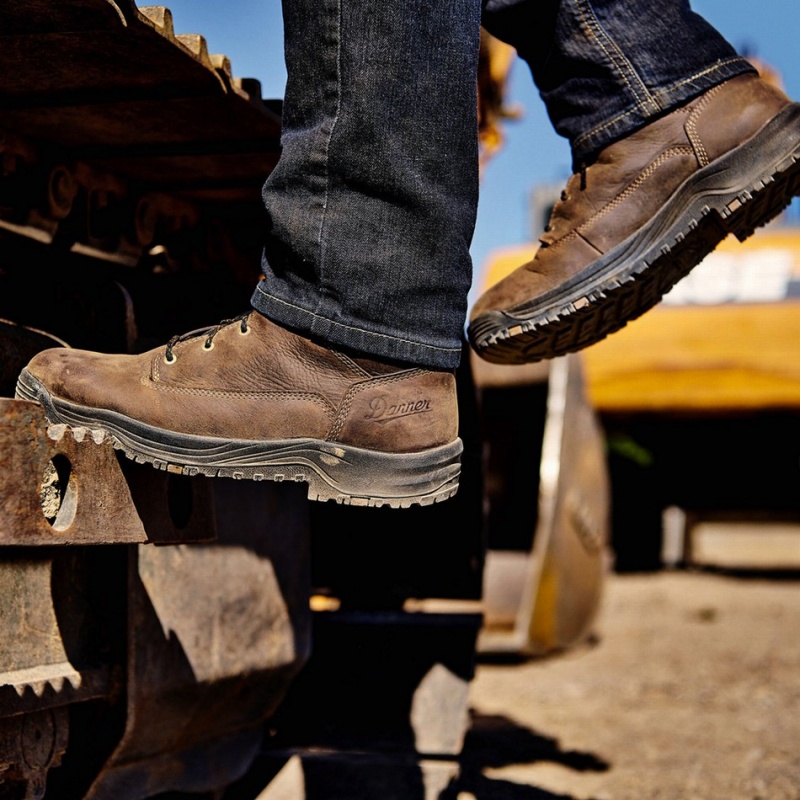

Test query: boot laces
[542,163,589,240]
[164,312,251,362]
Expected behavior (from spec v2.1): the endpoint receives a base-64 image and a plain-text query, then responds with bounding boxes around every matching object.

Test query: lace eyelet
[239,325,250,336]
[203,340,214,351]
[164,353,176,365]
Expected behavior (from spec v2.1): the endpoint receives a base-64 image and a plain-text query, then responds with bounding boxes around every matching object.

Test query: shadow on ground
[221,711,610,800]
[445,712,609,800]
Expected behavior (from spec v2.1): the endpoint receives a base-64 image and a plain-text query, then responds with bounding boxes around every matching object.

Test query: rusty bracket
[0,398,215,546]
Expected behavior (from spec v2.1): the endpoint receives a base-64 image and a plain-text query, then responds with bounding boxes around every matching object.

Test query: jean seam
[648,58,749,103]
[575,0,657,117]
[315,0,343,314]
[255,285,462,355]
[573,57,749,153]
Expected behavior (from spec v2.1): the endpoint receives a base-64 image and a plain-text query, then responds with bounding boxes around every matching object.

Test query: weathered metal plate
[0,398,147,545]
[476,354,611,656]
[0,1,281,200]
[0,553,113,718]
[0,398,216,545]
[0,545,126,797]
[85,480,312,799]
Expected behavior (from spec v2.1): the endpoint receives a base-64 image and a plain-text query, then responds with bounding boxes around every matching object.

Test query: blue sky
[149,1,800,292]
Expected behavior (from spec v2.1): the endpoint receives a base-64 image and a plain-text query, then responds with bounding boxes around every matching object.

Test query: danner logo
[365,395,432,422]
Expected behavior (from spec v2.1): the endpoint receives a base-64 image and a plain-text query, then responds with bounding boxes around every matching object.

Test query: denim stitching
[649,58,750,102]
[573,106,642,153]
[574,0,657,116]
[574,57,748,154]
[255,285,462,355]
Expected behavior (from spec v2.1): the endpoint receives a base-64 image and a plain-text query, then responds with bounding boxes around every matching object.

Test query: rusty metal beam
[85,481,312,799]
[0,399,148,546]
[0,398,218,546]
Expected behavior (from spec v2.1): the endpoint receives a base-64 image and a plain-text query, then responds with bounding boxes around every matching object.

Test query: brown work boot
[16,312,462,508]
[468,74,800,364]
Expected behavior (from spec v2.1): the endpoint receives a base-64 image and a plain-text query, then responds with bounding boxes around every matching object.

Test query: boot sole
[469,103,800,364]
[16,370,462,509]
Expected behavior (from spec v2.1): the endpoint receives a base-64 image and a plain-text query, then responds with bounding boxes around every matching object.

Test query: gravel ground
[458,570,800,800]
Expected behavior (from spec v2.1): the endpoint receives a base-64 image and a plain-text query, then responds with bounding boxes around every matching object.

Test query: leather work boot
[469,74,800,364]
[16,313,462,508]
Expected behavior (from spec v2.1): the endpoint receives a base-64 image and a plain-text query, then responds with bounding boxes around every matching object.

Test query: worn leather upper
[470,74,792,318]
[25,312,459,453]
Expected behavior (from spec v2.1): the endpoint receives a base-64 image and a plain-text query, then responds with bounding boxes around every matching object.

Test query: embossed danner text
[365,396,431,422]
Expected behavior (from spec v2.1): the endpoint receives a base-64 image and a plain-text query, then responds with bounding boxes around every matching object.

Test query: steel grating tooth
[46,423,68,441]
[71,426,88,442]
[9,663,83,699]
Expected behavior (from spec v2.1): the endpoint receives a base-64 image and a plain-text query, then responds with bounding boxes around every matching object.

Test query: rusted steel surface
[0,555,113,715]
[0,707,70,800]
[1,309,307,795]
[0,6,312,786]
[0,398,147,546]
[85,481,311,799]
[0,2,281,194]
[0,544,127,800]
[0,0,281,281]
[0,479,310,799]
[0,398,217,546]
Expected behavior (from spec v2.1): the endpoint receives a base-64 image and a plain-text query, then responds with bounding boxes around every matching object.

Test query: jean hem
[251,284,463,370]
[572,57,756,163]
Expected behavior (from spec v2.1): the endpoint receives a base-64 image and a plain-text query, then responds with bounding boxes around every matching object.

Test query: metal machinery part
[235,348,486,800]
[0,3,302,797]
[0,4,607,797]
[0,4,485,798]
[471,353,612,658]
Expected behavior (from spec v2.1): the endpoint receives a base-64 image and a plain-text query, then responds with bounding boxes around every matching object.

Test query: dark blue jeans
[251,0,754,369]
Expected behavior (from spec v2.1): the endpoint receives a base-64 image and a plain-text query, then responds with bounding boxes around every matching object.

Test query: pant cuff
[250,283,463,370]
[572,57,757,164]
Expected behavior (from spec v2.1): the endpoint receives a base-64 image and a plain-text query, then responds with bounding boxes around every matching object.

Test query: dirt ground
[457,569,800,800]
